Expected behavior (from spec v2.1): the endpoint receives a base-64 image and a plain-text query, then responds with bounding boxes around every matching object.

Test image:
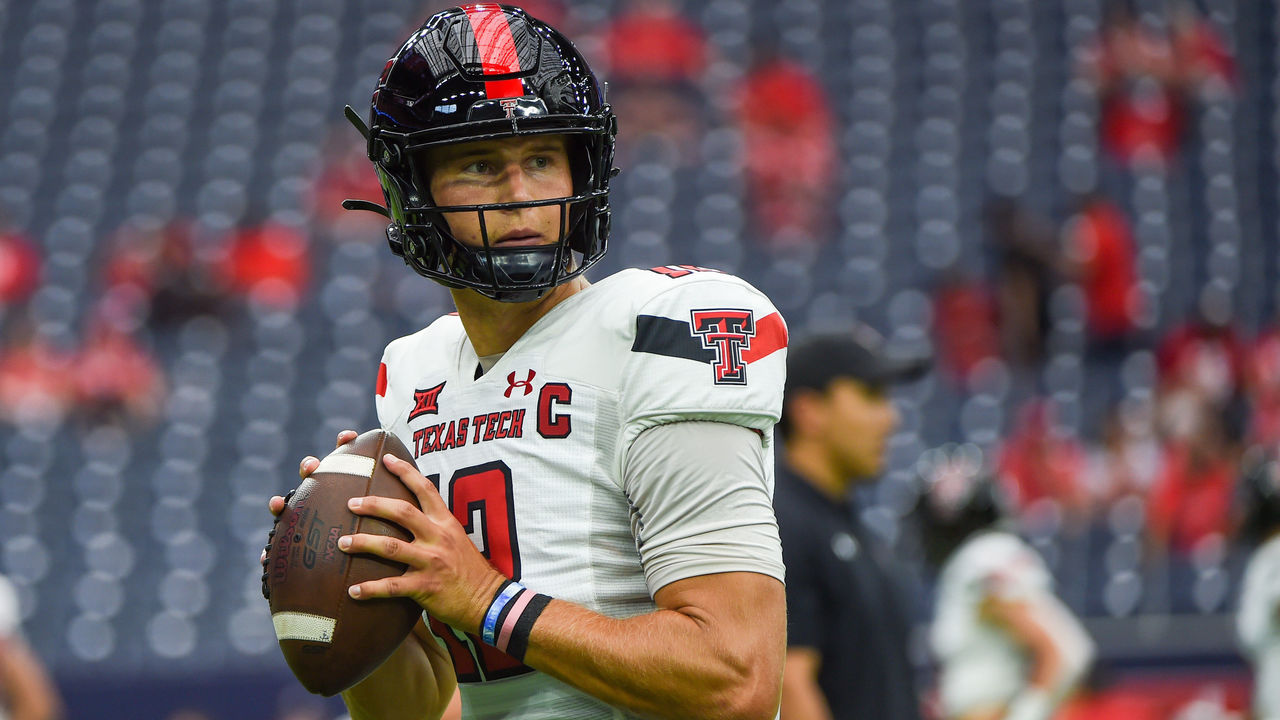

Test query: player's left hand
[338,453,508,635]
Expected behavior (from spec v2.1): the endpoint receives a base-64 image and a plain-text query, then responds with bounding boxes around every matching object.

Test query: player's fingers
[347,495,425,537]
[335,430,358,448]
[268,495,287,517]
[337,532,414,562]
[381,453,449,516]
[299,456,319,479]
[347,575,409,600]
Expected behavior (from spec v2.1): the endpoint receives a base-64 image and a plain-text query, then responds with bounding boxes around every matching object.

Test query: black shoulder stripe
[632,315,713,364]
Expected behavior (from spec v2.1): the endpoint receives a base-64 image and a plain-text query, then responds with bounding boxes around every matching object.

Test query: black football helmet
[1238,447,1280,545]
[910,443,1006,567]
[343,4,618,302]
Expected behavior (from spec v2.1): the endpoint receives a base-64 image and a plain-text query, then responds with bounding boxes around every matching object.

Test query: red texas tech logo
[409,381,446,421]
[690,309,756,385]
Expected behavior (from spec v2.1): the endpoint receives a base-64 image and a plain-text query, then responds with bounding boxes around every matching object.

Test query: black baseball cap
[785,325,931,396]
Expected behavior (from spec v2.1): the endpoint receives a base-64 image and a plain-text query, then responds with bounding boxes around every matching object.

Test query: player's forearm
[342,630,452,720]
[523,596,784,720]
[1,641,63,720]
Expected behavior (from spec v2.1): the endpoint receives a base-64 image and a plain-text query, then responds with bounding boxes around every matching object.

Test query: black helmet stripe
[462,4,525,99]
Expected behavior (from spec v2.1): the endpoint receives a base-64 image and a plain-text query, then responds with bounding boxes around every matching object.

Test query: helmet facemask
[382,128,608,303]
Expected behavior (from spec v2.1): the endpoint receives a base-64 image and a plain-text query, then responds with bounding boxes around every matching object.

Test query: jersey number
[425,461,530,682]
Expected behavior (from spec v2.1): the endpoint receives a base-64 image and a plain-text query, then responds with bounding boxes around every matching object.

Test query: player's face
[427,135,574,249]
[820,378,899,480]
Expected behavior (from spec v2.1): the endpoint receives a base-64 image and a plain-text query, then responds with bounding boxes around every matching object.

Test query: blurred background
[0,0,1275,717]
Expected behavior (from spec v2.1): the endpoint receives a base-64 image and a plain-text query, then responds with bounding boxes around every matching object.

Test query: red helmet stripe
[463,4,526,99]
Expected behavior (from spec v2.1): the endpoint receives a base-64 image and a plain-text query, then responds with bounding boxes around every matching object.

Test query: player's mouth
[493,229,545,246]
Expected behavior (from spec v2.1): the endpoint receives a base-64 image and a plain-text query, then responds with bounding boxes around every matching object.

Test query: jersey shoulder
[381,313,466,370]
[0,575,18,635]
[375,313,467,427]
[590,266,788,423]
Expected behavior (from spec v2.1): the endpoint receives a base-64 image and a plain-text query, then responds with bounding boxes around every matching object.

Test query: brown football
[264,429,422,696]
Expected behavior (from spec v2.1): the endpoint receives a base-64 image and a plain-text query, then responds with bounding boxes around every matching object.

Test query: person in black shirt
[776,326,929,720]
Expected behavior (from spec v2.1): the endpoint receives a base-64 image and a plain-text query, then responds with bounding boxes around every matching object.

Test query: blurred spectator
[1079,0,1236,170]
[1146,395,1240,556]
[1084,397,1163,508]
[995,399,1091,523]
[931,271,1001,387]
[1062,194,1141,354]
[1080,1,1187,169]
[1169,1,1238,100]
[1246,325,1280,450]
[735,43,837,250]
[1156,287,1248,408]
[985,199,1062,370]
[215,215,311,309]
[0,574,63,720]
[0,314,74,427]
[0,215,40,309]
[915,447,1095,720]
[102,217,224,328]
[72,292,166,429]
[601,0,708,164]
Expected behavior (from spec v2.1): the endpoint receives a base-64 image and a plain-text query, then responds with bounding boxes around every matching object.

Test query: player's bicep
[623,421,784,594]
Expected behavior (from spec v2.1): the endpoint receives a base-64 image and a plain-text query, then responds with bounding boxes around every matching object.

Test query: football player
[915,445,1094,720]
[265,5,787,719]
[1236,448,1280,719]
[0,574,62,720]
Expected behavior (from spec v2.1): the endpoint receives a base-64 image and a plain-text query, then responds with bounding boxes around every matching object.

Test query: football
[264,429,423,696]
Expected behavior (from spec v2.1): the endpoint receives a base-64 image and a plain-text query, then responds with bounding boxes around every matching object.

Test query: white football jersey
[931,532,1091,717]
[0,575,18,720]
[0,575,17,638]
[1238,535,1280,719]
[375,267,787,719]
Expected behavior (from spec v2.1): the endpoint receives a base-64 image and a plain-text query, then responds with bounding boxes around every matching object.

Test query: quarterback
[268,5,787,720]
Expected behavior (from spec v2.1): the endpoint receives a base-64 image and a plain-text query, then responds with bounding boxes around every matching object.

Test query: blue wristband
[481,580,524,646]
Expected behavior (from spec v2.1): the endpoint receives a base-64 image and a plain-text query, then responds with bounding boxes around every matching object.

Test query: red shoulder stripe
[743,312,787,364]
[376,362,388,397]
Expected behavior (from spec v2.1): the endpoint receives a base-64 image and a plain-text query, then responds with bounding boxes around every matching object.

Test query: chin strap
[340,199,391,218]
[340,105,393,220]
[344,104,370,140]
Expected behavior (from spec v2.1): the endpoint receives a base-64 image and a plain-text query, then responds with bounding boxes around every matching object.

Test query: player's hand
[261,431,359,568]
[339,453,507,634]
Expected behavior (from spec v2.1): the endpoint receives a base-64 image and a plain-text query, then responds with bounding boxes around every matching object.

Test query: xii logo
[409,381,447,421]
[690,309,756,385]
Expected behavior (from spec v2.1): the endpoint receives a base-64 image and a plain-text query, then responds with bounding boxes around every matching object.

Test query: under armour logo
[505,369,536,398]
[409,381,446,421]
[690,309,756,385]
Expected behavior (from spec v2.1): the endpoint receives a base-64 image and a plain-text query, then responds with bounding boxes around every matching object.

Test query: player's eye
[529,155,550,169]
[463,160,493,174]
